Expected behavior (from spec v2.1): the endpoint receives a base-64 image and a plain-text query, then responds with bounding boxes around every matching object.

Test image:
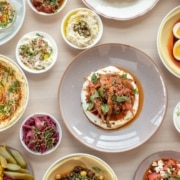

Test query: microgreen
[91,73,98,84]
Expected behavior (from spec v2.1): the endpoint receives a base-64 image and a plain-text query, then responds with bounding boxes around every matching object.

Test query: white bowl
[16,31,58,74]
[43,153,118,180]
[27,0,67,16]
[61,8,103,50]
[173,102,180,133]
[20,113,62,155]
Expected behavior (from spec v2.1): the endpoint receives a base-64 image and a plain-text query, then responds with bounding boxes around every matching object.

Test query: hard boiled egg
[173,22,180,39]
[173,39,180,61]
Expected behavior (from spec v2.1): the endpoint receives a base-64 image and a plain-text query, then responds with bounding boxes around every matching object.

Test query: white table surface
[1,0,180,179]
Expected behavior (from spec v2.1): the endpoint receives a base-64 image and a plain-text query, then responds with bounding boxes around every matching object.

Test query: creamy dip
[65,10,100,48]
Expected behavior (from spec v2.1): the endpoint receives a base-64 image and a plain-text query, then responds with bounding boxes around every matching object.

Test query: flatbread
[0,55,29,131]
[81,66,139,129]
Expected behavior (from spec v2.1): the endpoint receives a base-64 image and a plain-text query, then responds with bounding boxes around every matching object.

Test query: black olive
[87,169,95,177]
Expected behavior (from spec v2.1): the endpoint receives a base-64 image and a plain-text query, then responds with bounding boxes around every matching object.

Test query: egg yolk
[173,43,180,58]
[176,28,180,38]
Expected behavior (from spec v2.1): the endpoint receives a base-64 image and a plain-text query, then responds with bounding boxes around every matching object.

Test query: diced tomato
[36,6,43,12]
[32,0,42,6]
[43,5,53,13]
[164,159,176,170]
[147,173,161,180]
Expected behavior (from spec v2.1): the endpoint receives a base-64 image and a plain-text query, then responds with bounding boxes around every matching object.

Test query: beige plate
[0,55,29,132]
[157,6,180,78]
[43,153,118,180]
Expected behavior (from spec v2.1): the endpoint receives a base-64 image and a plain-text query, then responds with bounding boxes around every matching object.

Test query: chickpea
[55,173,61,179]
[80,170,87,176]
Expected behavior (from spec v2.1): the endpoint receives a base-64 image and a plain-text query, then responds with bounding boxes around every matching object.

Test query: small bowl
[61,8,103,50]
[0,0,16,31]
[43,153,118,180]
[20,113,62,155]
[173,102,180,133]
[27,0,67,16]
[16,31,58,74]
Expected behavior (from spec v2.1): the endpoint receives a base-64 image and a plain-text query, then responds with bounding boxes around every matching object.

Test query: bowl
[61,8,103,50]
[20,113,62,155]
[173,101,180,133]
[157,6,180,78]
[0,55,29,132]
[0,0,16,31]
[134,150,180,179]
[27,0,67,16]
[16,31,58,74]
[0,145,34,179]
[42,153,118,180]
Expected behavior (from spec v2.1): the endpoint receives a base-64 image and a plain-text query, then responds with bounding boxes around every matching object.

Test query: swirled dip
[64,9,100,48]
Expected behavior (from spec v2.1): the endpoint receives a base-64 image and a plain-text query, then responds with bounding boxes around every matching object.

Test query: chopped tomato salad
[144,158,180,180]
[32,0,65,14]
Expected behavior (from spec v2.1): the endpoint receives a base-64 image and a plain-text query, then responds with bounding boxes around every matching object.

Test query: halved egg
[173,22,180,39]
[173,39,180,61]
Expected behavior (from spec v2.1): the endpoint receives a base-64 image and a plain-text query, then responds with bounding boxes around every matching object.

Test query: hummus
[0,0,16,30]
[65,9,100,48]
[0,55,29,131]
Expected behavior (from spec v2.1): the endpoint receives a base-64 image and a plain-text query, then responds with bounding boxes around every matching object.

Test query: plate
[58,43,167,152]
[0,54,29,132]
[157,6,180,78]
[0,145,34,179]
[82,0,159,21]
[43,153,118,180]
[0,0,26,46]
[133,150,180,179]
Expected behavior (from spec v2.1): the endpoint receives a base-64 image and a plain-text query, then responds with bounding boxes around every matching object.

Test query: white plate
[0,0,26,46]
[82,0,159,21]
[134,151,180,179]
[58,43,168,153]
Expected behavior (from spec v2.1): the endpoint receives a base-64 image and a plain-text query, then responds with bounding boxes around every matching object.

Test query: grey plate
[134,151,180,179]
[58,43,168,153]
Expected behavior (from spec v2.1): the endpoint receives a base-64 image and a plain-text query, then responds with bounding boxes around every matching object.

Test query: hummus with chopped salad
[64,9,100,48]
[0,55,28,131]
[81,66,139,129]
[0,0,16,30]
[17,32,54,71]
[144,158,180,180]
